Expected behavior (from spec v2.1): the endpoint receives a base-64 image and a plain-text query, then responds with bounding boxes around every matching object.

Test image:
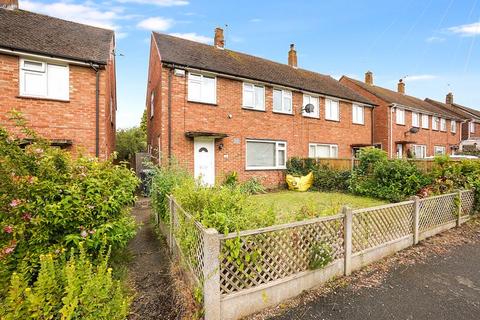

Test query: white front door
[194,138,215,186]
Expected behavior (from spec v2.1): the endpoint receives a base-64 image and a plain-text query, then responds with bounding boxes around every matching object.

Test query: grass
[251,191,388,224]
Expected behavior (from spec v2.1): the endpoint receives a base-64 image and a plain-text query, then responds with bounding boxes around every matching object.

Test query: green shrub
[0,122,138,293]
[239,177,266,195]
[1,245,130,320]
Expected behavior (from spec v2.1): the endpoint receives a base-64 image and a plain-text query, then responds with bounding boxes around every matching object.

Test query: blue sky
[20,0,480,128]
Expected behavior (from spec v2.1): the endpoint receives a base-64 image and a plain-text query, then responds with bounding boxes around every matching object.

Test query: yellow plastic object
[286,172,313,192]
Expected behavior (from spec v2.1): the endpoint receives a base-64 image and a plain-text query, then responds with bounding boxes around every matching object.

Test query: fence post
[457,190,462,227]
[413,196,420,245]
[168,196,174,251]
[203,228,221,320]
[343,206,353,276]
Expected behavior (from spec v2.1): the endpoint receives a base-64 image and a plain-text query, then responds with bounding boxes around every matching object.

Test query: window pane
[277,150,285,166]
[24,71,47,96]
[255,86,264,109]
[273,90,282,111]
[412,112,419,127]
[309,145,315,157]
[316,145,331,158]
[47,64,69,100]
[244,89,254,107]
[202,76,215,103]
[188,77,201,101]
[331,146,338,158]
[247,142,275,167]
[422,115,429,128]
[23,60,44,71]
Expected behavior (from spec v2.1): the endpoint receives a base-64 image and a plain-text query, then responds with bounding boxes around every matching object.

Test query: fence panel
[419,193,457,232]
[219,216,345,295]
[169,197,205,284]
[352,201,414,253]
[461,190,475,216]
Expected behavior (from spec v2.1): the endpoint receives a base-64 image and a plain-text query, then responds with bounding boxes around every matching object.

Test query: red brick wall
[340,77,462,158]
[147,49,374,187]
[0,52,115,159]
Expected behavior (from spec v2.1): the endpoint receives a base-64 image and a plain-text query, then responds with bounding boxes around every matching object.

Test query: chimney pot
[288,43,298,68]
[0,0,18,9]
[365,71,373,85]
[214,27,225,49]
[446,92,454,105]
[397,79,405,94]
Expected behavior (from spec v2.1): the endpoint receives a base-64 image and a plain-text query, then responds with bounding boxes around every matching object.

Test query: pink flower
[9,199,21,207]
[80,230,88,238]
[88,230,96,235]
[22,213,32,222]
[3,226,13,234]
[34,148,43,154]
[4,246,15,254]
[27,176,35,184]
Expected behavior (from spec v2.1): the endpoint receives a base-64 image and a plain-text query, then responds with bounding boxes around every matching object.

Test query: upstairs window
[451,120,457,133]
[188,73,216,104]
[302,94,319,118]
[273,89,292,114]
[470,122,475,133]
[432,116,439,130]
[396,108,405,125]
[325,99,339,121]
[421,114,429,129]
[412,112,419,127]
[352,104,364,124]
[440,118,447,131]
[309,143,338,158]
[150,91,155,118]
[243,83,265,110]
[20,58,69,100]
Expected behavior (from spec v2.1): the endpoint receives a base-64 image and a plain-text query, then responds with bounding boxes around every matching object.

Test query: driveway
[249,219,480,320]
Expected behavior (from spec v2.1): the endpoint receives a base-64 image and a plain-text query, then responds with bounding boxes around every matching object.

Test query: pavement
[270,241,480,320]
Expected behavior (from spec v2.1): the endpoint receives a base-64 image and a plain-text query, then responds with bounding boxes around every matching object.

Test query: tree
[115,127,146,162]
[140,109,147,136]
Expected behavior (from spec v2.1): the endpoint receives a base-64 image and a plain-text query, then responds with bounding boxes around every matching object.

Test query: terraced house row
[145,27,479,186]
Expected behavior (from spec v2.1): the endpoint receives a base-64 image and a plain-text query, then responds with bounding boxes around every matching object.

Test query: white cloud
[426,36,445,43]
[20,1,121,30]
[250,18,262,23]
[137,17,174,31]
[117,0,188,6]
[448,22,480,36]
[169,32,212,44]
[404,74,437,82]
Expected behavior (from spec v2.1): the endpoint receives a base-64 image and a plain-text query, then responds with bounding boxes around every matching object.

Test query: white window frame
[396,108,405,125]
[187,72,217,104]
[308,143,339,158]
[470,122,475,133]
[19,58,69,101]
[110,95,114,123]
[434,146,446,156]
[245,139,287,170]
[302,94,320,118]
[421,114,429,129]
[451,120,457,133]
[412,112,420,127]
[440,118,447,131]
[412,144,427,159]
[352,104,365,125]
[432,116,439,131]
[273,89,293,114]
[325,98,340,121]
[150,91,155,118]
[242,82,265,111]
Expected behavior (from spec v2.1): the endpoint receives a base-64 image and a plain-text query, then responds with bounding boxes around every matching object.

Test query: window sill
[303,115,320,119]
[242,107,266,113]
[325,118,340,122]
[17,95,70,103]
[187,100,217,106]
[352,122,365,126]
[246,167,286,171]
[273,111,294,116]
[396,123,406,126]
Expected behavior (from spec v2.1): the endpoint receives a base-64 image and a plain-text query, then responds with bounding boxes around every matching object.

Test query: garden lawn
[251,191,388,224]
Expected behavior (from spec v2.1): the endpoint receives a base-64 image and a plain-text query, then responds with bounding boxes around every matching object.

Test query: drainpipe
[90,63,101,158]
[371,106,375,146]
[168,66,173,161]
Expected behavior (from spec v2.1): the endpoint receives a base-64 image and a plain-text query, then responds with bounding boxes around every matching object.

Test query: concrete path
[270,235,480,319]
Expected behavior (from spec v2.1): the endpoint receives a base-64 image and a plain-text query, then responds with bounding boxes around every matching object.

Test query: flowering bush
[0,123,138,292]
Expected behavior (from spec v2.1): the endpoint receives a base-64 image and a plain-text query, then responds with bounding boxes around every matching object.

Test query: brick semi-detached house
[426,93,480,151]
[146,28,375,186]
[0,0,116,158]
[340,73,462,159]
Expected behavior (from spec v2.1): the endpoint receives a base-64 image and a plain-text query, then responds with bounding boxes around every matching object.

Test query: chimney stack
[288,44,298,68]
[365,71,373,85]
[214,27,225,49]
[397,79,405,94]
[0,0,18,9]
[446,92,454,105]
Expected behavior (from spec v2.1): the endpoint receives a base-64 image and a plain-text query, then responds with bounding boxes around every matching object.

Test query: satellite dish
[303,103,315,113]
[409,127,420,134]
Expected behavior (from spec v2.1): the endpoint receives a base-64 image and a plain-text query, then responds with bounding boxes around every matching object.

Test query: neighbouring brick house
[426,94,480,151]
[340,73,462,159]
[146,28,376,187]
[0,0,117,158]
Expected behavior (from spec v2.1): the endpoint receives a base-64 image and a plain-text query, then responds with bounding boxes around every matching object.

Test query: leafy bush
[286,157,351,192]
[115,126,146,162]
[239,177,266,195]
[349,148,430,202]
[0,122,138,293]
[1,245,129,319]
